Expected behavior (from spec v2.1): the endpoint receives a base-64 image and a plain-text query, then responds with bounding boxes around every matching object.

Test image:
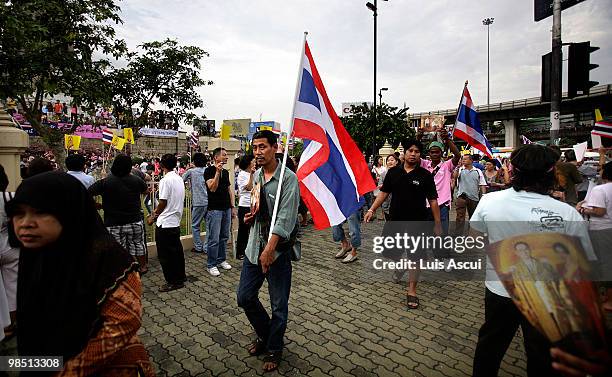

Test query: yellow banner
[64,134,81,150]
[259,126,273,131]
[595,109,603,122]
[221,123,231,140]
[123,128,134,144]
[222,118,251,137]
[111,135,126,150]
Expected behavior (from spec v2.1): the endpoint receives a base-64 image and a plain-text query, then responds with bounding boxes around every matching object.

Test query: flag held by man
[291,40,375,229]
[452,84,494,157]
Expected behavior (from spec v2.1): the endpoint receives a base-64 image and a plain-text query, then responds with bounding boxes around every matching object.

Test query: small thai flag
[592,121,612,139]
[102,129,114,144]
[189,132,199,146]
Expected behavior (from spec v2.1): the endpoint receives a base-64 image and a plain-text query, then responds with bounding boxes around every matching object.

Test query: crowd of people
[0,124,611,375]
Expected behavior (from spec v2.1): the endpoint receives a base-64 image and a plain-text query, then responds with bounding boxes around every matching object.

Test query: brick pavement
[139,220,529,376]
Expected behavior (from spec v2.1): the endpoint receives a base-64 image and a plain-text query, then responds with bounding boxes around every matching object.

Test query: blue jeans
[332,212,361,248]
[237,252,292,353]
[206,209,231,268]
[191,206,208,252]
[427,204,450,258]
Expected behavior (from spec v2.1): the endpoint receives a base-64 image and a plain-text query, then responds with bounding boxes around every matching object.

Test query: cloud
[115,0,612,129]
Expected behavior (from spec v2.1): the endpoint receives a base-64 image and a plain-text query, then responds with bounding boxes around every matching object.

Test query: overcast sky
[115,0,612,130]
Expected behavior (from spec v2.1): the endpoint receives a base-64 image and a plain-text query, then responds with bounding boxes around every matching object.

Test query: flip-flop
[406,295,420,310]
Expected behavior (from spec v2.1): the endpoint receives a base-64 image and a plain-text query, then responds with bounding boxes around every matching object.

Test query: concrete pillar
[0,109,29,191]
[503,119,519,148]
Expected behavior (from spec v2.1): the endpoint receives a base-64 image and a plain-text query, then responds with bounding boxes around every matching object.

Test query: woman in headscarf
[7,172,155,376]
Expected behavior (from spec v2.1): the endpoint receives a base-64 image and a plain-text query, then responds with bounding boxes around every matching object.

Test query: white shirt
[584,182,612,230]
[470,188,594,298]
[67,170,95,189]
[237,170,252,208]
[156,171,185,228]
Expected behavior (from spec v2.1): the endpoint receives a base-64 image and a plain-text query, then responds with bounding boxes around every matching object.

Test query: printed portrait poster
[420,115,445,133]
[487,233,608,360]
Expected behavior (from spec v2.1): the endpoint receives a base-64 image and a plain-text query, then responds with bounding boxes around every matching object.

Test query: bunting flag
[123,128,134,144]
[64,134,81,150]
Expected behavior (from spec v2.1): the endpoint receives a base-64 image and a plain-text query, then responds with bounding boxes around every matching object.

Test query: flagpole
[267,31,308,242]
[450,80,468,139]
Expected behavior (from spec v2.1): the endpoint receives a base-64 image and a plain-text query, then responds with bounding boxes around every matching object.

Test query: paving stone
[136,221,528,377]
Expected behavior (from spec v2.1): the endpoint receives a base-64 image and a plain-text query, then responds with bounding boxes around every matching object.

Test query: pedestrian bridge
[409,84,612,147]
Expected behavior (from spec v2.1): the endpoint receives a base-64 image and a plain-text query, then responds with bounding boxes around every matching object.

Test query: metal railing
[143,181,194,243]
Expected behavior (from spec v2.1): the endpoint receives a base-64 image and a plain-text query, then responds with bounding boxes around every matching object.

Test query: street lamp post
[378,87,388,107]
[366,0,387,159]
[482,17,494,107]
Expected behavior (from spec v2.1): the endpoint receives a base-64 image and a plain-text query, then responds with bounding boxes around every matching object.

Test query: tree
[340,103,413,157]
[109,39,213,131]
[0,0,127,164]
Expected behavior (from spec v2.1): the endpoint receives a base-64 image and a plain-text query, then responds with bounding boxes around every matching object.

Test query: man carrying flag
[452,81,494,158]
[237,130,299,373]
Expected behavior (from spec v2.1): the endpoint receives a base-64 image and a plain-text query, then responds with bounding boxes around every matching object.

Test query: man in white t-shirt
[578,161,612,312]
[148,154,186,292]
[469,144,596,377]
[453,154,487,235]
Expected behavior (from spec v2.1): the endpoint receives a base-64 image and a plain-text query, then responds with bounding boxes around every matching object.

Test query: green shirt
[245,162,300,265]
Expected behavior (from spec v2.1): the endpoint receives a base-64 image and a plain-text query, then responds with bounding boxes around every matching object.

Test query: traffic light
[541,52,552,102]
[568,41,599,98]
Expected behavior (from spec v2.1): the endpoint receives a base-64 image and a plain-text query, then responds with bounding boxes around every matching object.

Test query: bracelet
[367,209,374,213]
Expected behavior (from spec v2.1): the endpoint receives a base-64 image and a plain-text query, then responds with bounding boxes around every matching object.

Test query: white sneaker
[219,261,232,270]
[208,267,220,276]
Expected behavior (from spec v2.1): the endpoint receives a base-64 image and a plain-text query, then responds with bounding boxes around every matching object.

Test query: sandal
[247,338,266,356]
[335,246,351,259]
[262,351,282,373]
[406,295,420,310]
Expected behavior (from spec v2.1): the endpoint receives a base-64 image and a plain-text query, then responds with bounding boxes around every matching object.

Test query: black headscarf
[6,172,138,361]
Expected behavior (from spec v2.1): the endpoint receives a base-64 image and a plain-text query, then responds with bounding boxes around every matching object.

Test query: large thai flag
[292,41,376,229]
[452,86,493,157]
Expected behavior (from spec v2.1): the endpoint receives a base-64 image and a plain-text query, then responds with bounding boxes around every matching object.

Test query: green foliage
[0,0,127,164]
[109,38,213,130]
[340,103,413,156]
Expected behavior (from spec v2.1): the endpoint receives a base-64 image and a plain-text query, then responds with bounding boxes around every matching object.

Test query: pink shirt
[420,158,457,206]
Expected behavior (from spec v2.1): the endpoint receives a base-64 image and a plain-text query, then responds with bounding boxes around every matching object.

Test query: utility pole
[550,0,562,144]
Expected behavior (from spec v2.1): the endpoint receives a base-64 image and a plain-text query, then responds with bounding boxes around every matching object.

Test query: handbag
[256,171,300,261]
